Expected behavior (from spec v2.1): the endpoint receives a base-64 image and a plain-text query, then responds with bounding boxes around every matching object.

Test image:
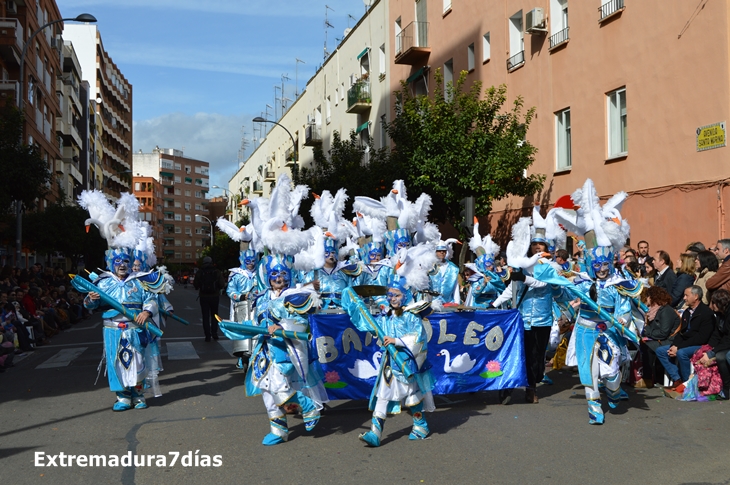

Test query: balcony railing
[347,79,372,113]
[599,0,624,21]
[252,181,263,194]
[506,50,525,72]
[285,146,297,166]
[264,171,276,182]
[304,123,322,146]
[549,27,569,49]
[395,21,431,65]
[0,18,23,62]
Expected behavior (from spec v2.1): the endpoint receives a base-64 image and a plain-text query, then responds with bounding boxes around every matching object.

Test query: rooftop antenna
[348,14,357,28]
[273,85,281,120]
[264,105,273,135]
[295,58,305,98]
[238,126,249,168]
[281,74,291,114]
[363,0,372,15]
[324,4,335,60]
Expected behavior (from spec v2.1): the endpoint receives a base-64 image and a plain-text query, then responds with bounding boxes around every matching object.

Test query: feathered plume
[216,217,249,242]
[394,242,438,291]
[293,227,326,271]
[469,217,500,257]
[288,184,309,229]
[506,217,541,270]
[78,190,116,240]
[353,196,387,220]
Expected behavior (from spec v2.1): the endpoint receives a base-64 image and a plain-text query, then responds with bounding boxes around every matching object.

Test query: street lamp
[252,117,297,167]
[15,13,97,268]
[196,214,214,247]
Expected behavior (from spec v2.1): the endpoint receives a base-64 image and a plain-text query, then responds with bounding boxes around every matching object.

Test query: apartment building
[228,0,390,223]
[0,0,64,206]
[132,176,164,261]
[133,148,211,267]
[63,23,132,200]
[54,41,84,202]
[389,0,730,257]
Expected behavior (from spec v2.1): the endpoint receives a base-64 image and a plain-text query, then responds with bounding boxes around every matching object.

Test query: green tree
[387,70,545,234]
[23,200,107,269]
[0,102,53,213]
[293,130,403,224]
[200,232,240,271]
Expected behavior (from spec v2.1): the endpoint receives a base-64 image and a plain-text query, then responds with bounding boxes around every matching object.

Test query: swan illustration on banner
[348,351,383,380]
[435,349,476,374]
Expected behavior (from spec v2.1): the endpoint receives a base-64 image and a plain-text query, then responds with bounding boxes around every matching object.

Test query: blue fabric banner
[309,310,527,401]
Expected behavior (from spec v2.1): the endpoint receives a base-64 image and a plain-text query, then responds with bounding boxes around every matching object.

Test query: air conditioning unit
[7,1,18,14]
[525,8,547,33]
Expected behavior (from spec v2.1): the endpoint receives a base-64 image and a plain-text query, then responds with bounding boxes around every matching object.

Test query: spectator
[643,256,656,284]
[685,242,706,257]
[695,250,719,305]
[652,250,677,292]
[2,302,34,352]
[706,239,730,293]
[697,289,730,399]
[656,286,716,388]
[194,256,225,342]
[640,286,680,387]
[637,240,650,266]
[671,253,697,308]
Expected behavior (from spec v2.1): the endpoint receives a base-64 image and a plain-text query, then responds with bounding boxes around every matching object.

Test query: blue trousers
[656,344,701,382]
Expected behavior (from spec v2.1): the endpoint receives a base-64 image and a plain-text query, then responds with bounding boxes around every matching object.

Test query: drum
[231,300,252,357]
[318,308,346,314]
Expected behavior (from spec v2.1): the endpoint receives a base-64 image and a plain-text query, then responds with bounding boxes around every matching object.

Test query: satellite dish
[344,28,352,36]
[363,0,372,6]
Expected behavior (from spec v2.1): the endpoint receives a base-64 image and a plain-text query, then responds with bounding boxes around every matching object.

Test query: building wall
[132,176,164,260]
[229,0,389,223]
[63,24,132,200]
[133,148,211,266]
[388,0,730,257]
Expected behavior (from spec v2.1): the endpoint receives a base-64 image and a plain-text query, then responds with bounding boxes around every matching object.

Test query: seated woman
[696,289,730,399]
[671,253,697,308]
[694,250,719,305]
[641,286,680,387]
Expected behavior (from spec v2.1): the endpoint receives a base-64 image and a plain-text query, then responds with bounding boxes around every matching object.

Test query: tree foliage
[0,102,53,213]
[293,130,403,224]
[386,70,545,231]
[200,232,240,271]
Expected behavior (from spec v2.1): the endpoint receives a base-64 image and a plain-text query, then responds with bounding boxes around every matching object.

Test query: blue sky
[56,0,369,194]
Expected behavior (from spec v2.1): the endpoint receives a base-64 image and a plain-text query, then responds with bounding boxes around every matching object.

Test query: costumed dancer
[221,174,328,445]
[341,242,438,447]
[78,191,162,411]
[553,179,640,424]
[429,238,461,309]
[464,218,506,308]
[218,217,260,370]
[492,211,564,404]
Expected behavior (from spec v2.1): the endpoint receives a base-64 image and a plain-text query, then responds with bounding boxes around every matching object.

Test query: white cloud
[133,112,252,191]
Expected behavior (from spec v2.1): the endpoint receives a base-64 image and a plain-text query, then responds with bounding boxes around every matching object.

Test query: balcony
[252,181,263,195]
[0,80,18,98]
[395,21,430,65]
[549,27,569,50]
[285,146,297,166]
[599,0,624,22]
[347,79,372,113]
[0,18,23,64]
[264,171,276,182]
[64,160,83,184]
[507,50,525,72]
[304,123,322,146]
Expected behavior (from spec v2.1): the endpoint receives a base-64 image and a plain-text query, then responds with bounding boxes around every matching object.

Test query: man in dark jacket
[652,250,677,293]
[706,239,730,294]
[656,285,715,387]
[194,257,225,342]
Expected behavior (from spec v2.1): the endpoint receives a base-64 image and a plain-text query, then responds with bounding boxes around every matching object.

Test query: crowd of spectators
[0,262,89,371]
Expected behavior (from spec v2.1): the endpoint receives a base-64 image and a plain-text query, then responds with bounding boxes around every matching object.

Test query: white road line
[36,347,88,369]
[166,341,199,360]
[217,340,235,357]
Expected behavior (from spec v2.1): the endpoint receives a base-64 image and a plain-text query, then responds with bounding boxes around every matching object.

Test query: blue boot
[409,402,429,440]
[359,413,385,447]
[262,416,288,446]
[586,388,604,425]
[113,390,132,412]
[131,386,148,409]
[604,374,623,409]
[288,392,320,432]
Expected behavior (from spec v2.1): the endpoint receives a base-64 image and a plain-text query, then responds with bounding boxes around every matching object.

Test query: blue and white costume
[429,239,461,307]
[227,249,260,367]
[297,237,361,309]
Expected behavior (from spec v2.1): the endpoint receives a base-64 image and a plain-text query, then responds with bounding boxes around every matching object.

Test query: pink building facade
[389,0,730,258]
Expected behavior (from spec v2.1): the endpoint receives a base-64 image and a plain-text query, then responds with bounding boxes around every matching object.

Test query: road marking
[166,341,199,360]
[36,348,88,369]
[40,337,208,349]
[217,340,235,357]
[67,321,102,331]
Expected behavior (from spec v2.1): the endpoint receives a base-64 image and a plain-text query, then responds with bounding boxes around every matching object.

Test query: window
[483,33,491,62]
[555,108,572,170]
[174,240,182,247]
[175,252,182,259]
[185,165,191,173]
[174,201,181,208]
[335,87,339,106]
[134,182,141,191]
[508,11,524,71]
[184,215,191,222]
[185,253,192,259]
[395,17,402,54]
[379,44,386,76]
[174,214,181,221]
[175,188,181,195]
[195,240,203,247]
[175,227,181,234]
[185,240,192,247]
[185,227,192,235]
[443,59,453,100]
[174,163,181,170]
[326,96,331,124]
[184,202,191,210]
[185,190,191,197]
[443,0,451,13]
[607,88,627,157]
[467,43,475,71]
[195,191,202,198]
[340,82,345,101]
[380,114,388,149]
[550,0,569,48]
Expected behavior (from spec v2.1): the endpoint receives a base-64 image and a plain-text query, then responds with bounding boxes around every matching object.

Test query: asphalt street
[1,283,729,485]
